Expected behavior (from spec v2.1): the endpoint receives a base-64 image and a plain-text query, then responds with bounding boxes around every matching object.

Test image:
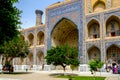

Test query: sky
[15,0,64,29]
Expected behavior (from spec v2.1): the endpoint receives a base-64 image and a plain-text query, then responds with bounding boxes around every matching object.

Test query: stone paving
[0,71,67,80]
[0,78,21,80]
[0,70,120,80]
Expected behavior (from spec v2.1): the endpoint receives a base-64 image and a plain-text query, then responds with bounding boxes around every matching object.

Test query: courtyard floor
[0,70,120,80]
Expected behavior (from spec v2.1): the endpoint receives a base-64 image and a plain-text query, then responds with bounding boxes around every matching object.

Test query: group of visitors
[106,63,120,74]
[112,64,120,74]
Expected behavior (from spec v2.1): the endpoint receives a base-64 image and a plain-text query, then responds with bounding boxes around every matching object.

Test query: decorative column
[106,0,112,9]
[100,13,106,62]
[33,29,37,66]
[83,16,87,64]
[87,0,92,13]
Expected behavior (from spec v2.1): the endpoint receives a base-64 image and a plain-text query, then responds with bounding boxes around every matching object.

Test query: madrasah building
[3,0,120,71]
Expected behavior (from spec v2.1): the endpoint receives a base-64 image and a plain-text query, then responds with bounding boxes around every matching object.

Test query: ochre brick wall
[112,0,120,8]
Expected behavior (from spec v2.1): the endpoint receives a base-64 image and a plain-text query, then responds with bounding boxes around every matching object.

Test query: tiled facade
[15,0,120,70]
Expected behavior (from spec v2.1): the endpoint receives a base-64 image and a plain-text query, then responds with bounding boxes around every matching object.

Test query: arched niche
[87,19,100,39]
[106,44,120,64]
[93,1,106,12]
[36,51,44,65]
[106,15,120,37]
[37,31,44,45]
[28,53,33,65]
[28,33,34,46]
[88,46,100,61]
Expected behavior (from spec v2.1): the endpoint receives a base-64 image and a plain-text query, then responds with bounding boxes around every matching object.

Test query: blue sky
[15,0,64,29]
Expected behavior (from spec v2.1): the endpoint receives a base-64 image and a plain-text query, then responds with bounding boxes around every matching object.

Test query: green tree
[45,45,80,72]
[0,36,29,72]
[0,0,21,45]
[89,59,104,74]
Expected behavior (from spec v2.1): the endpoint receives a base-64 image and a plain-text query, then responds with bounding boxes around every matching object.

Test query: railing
[106,30,120,37]
[37,41,44,45]
[88,33,100,39]
[13,65,43,71]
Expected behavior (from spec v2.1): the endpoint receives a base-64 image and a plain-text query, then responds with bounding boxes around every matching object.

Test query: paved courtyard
[0,71,67,80]
[0,70,120,80]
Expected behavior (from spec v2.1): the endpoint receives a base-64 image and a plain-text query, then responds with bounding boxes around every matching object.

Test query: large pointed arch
[51,18,78,48]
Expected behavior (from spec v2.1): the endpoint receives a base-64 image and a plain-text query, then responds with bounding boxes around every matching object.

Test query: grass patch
[49,73,78,76]
[57,75,106,80]
[50,73,106,80]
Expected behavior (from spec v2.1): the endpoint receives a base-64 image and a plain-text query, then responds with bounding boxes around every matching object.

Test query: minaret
[35,10,43,26]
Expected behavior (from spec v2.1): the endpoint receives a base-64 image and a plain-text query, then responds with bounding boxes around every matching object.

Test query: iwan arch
[51,18,78,48]
[1,0,120,71]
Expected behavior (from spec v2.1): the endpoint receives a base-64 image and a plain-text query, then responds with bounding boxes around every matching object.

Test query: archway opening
[107,45,120,64]
[93,1,106,12]
[51,18,78,48]
[88,46,100,61]
[36,52,44,65]
[28,33,34,46]
[87,19,100,39]
[106,16,120,37]
[28,53,33,65]
[37,31,44,45]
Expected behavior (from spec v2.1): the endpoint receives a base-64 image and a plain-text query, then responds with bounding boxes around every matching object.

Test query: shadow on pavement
[49,73,78,76]
[0,72,33,75]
